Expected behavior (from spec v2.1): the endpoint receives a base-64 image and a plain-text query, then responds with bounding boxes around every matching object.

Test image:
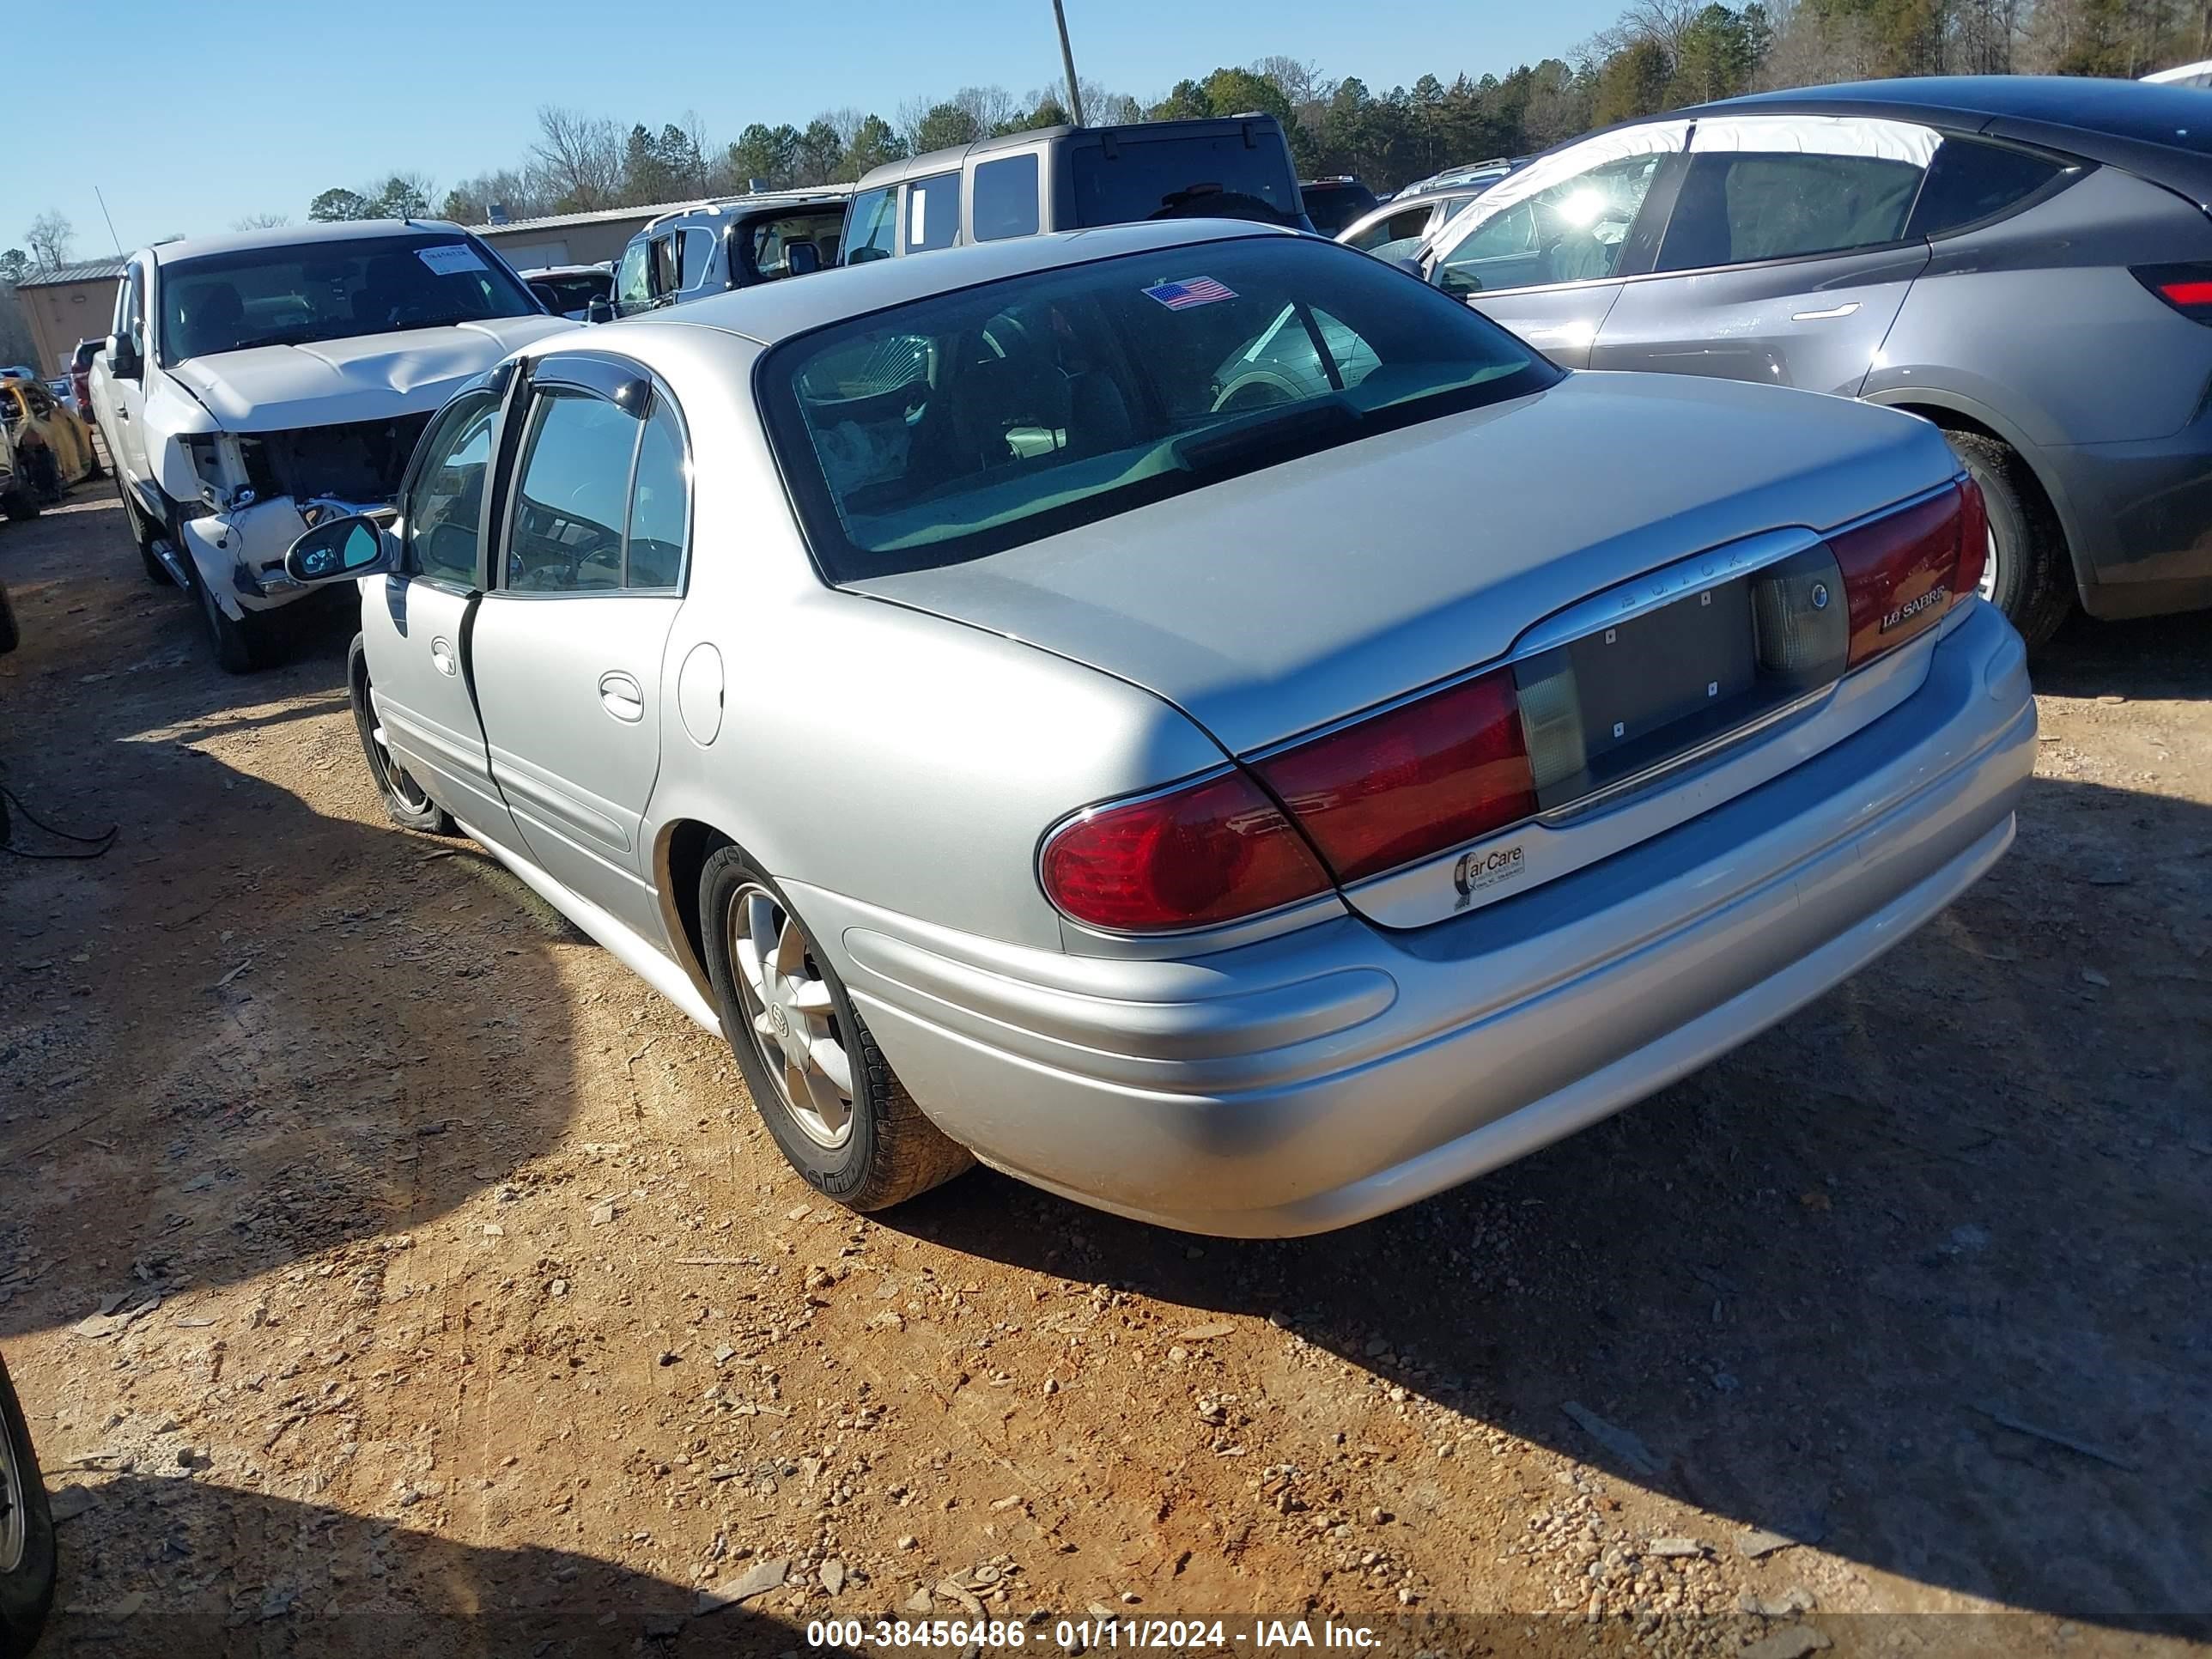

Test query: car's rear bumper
[817,599,2036,1237]
[2044,428,2212,620]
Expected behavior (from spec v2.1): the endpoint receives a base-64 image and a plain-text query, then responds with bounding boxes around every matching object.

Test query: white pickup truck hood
[167,315,574,431]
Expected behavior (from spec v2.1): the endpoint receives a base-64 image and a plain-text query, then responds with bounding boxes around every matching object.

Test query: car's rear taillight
[2133,263,2212,323]
[1830,479,1979,666]
[1252,666,1538,884]
[1039,771,1331,933]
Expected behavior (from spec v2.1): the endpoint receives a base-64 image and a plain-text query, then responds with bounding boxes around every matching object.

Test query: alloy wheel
[368,717,434,815]
[1978,522,1999,604]
[729,884,854,1148]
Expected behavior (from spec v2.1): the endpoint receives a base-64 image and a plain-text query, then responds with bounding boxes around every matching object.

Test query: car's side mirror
[108,332,142,380]
[284,514,394,584]
[585,296,616,325]
[1394,255,1427,282]
[785,243,822,277]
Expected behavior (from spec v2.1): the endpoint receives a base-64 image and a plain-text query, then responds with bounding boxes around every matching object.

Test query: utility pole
[1052,0,1087,126]
[94,186,123,255]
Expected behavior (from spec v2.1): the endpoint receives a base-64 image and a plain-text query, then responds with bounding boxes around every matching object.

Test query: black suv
[613,191,850,317]
[842,115,1311,263]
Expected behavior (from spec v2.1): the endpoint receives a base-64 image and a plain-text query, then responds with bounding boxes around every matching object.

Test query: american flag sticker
[1143,276,1237,310]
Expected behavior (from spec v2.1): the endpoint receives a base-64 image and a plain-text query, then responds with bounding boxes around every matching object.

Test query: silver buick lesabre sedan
[284,220,2035,1237]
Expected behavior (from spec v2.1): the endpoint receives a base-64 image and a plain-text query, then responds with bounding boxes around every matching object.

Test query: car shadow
[17,1471,807,1655]
[2033,607,2209,702]
[0,501,589,1346]
[885,750,2212,1631]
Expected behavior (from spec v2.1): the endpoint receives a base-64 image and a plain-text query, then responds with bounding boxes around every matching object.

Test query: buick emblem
[1810,581,1831,611]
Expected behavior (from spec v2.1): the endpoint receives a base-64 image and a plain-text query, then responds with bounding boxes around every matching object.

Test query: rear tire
[0,1353,57,1659]
[349,634,456,834]
[699,845,973,1212]
[0,489,34,523]
[1945,430,2073,649]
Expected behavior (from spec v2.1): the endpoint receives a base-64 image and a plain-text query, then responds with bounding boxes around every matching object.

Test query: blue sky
[8,0,1622,255]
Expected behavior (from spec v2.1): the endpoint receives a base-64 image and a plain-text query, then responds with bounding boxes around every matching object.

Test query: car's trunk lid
[848,371,1960,757]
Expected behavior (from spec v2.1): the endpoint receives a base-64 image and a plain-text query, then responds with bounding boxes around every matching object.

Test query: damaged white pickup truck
[88,221,573,670]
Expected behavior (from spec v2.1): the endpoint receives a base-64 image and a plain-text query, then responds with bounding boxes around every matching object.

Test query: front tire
[0,1353,57,1659]
[195,568,271,674]
[117,483,171,585]
[0,489,34,524]
[699,847,972,1212]
[1946,430,2073,649]
[349,634,455,834]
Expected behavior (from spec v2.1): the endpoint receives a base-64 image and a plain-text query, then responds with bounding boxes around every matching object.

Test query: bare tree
[678,108,714,194]
[952,84,1020,132]
[817,107,868,150]
[231,211,293,230]
[23,211,72,273]
[1251,55,1334,107]
[530,106,625,211]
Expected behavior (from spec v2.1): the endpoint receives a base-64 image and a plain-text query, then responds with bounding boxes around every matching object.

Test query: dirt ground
[0,484,2206,1658]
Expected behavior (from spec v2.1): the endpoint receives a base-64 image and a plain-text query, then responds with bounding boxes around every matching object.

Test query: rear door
[359,383,527,853]
[467,352,688,943]
[1589,113,1938,396]
[1421,123,1688,368]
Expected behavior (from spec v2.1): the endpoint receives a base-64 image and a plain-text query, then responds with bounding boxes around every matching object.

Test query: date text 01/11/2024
[804,1618,1383,1650]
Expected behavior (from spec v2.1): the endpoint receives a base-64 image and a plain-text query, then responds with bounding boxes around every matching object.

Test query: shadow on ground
[1,494,588,1341]
[22,1473,805,1656]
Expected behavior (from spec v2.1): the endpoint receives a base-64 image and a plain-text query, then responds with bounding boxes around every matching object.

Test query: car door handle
[430,637,458,677]
[1790,301,1862,321]
[599,671,645,722]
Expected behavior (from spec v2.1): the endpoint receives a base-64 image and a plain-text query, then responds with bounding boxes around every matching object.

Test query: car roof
[595,218,1301,348]
[1695,75,2212,155]
[637,192,850,235]
[856,114,1288,191]
[149,219,477,265]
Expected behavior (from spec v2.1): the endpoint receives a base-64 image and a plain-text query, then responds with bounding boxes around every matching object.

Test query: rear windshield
[743,210,848,280]
[157,234,538,364]
[761,234,1559,580]
[1070,132,1303,229]
[531,271,611,313]
[1300,181,1379,234]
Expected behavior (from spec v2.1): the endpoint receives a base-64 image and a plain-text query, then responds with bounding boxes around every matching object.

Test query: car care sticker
[1144,276,1237,310]
[417,244,489,276]
[1452,842,1527,909]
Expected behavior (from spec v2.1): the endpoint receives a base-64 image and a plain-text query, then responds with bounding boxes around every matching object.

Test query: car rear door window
[1907,139,2068,238]
[845,187,897,264]
[505,390,635,592]
[1656,117,1937,274]
[906,173,962,253]
[972,155,1041,241]
[624,402,688,589]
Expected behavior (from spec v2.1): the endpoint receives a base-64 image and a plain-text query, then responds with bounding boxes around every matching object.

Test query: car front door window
[403,392,500,586]
[616,240,651,313]
[1437,155,1664,296]
[504,389,637,592]
[845,187,898,264]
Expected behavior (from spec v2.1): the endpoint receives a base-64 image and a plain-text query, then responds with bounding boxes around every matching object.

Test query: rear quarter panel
[1866,165,2212,446]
